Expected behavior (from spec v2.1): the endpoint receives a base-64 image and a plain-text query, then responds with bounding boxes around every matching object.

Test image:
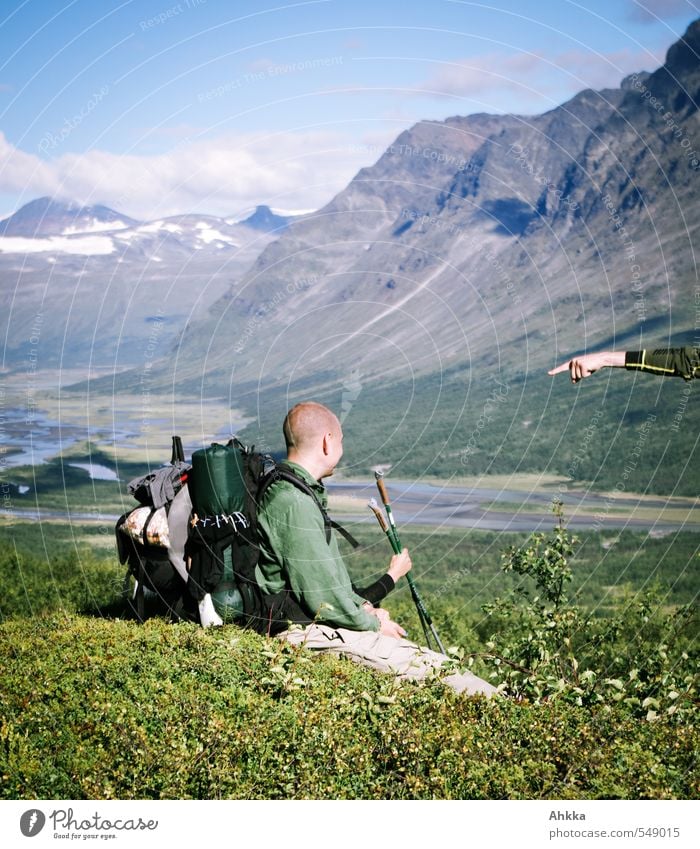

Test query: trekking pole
[368,498,402,555]
[373,472,446,653]
[368,498,432,648]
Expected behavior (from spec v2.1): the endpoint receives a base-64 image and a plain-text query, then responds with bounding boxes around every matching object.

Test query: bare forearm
[549,351,625,382]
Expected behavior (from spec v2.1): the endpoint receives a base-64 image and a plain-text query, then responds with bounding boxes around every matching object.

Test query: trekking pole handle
[374,472,390,506]
[368,499,388,533]
[368,500,401,554]
[374,472,400,540]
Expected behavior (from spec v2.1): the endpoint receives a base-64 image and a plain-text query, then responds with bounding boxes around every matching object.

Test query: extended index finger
[548,360,572,376]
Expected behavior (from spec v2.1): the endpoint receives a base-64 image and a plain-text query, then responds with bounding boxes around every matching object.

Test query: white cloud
[552,47,666,89]
[0,132,59,195]
[627,0,697,23]
[414,52,544,99]
[0,129,390,220]
[412,46,662,105]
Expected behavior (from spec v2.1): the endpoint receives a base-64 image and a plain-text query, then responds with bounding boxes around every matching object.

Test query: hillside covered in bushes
[0,516,697,800]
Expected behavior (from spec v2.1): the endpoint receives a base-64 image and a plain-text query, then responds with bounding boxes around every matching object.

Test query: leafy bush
[0,545,124,622]
[480,504,698,721]
[0,520,697,799]
[0,616,697,800]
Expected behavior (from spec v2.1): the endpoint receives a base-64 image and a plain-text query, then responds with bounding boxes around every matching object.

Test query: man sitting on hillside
[255,400,497,697]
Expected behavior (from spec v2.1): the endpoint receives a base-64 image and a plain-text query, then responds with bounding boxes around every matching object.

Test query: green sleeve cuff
[626,347,700,379]
[624,350,644,370]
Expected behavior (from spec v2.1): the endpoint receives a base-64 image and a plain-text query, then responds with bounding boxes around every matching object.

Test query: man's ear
[321,433,330,456]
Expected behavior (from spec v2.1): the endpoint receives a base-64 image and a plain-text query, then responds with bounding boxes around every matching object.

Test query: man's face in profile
[324,423,344,477]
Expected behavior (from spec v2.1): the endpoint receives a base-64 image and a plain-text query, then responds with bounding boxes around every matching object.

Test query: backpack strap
[258,467,360,549]
[141,507,158,547]
[171,435,185,464]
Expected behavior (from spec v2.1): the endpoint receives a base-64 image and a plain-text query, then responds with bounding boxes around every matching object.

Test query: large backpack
[184,438,271,630]
[185,438,360,635]
[115,437,193,622]
[116,435,360,632]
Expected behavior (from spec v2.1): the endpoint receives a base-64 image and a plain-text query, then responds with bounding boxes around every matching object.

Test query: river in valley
[2,408,698,533]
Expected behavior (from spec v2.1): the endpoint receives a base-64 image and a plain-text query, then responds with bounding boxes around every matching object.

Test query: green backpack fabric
[189,440,248,517]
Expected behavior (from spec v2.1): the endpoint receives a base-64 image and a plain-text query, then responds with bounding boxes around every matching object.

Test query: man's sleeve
[625,347,700,380]
[269,499,380,632]
[353,575,395,606]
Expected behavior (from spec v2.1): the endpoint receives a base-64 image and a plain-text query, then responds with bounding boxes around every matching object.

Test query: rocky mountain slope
[165,20,699,404]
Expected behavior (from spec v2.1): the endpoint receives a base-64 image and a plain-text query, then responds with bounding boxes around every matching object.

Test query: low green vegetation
[3,445,146,515]
[1,615,696,800]
[0,516,697,800]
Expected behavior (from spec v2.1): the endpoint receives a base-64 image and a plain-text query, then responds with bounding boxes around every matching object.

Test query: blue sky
[0,0,698,220]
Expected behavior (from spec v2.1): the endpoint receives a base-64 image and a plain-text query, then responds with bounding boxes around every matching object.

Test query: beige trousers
[279,623,498,697]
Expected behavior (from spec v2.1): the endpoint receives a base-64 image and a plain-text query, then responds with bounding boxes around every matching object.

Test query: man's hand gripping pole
[371,472,445,653]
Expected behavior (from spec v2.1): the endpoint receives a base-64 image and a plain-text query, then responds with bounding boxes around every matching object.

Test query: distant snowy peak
[236,205,302,232]
[0,234,116,256]
[0,197,139,237]
[0,198,302,256]
[0,206,236,256]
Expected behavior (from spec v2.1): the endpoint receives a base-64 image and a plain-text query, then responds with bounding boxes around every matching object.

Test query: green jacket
[255,461,380,632]
[625,347,700,380]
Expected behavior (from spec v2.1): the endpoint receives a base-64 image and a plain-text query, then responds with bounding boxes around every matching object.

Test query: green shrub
[0,519,697,799]
[480,505,698,720]
[0,546,124,622]
[0,616,697,800]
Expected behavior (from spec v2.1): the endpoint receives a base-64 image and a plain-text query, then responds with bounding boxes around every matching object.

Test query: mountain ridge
[161,19,698,401]
[0,196,140,237]
[2,22,697,496]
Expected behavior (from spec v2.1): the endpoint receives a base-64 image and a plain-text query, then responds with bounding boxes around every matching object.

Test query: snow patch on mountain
[62,219,130,235]
[194,221,235,245]
[0,235,115,255]
[138,221,183,234]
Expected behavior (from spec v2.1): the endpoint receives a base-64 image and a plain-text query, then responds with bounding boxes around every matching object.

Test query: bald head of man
[283,401,343,480]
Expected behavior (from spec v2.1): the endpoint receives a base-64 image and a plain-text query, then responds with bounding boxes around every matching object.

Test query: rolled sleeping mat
[189,440,247,517]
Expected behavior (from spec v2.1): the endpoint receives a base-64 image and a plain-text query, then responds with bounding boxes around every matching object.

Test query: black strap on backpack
[257,467,360,549]
[171,435,185,464]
